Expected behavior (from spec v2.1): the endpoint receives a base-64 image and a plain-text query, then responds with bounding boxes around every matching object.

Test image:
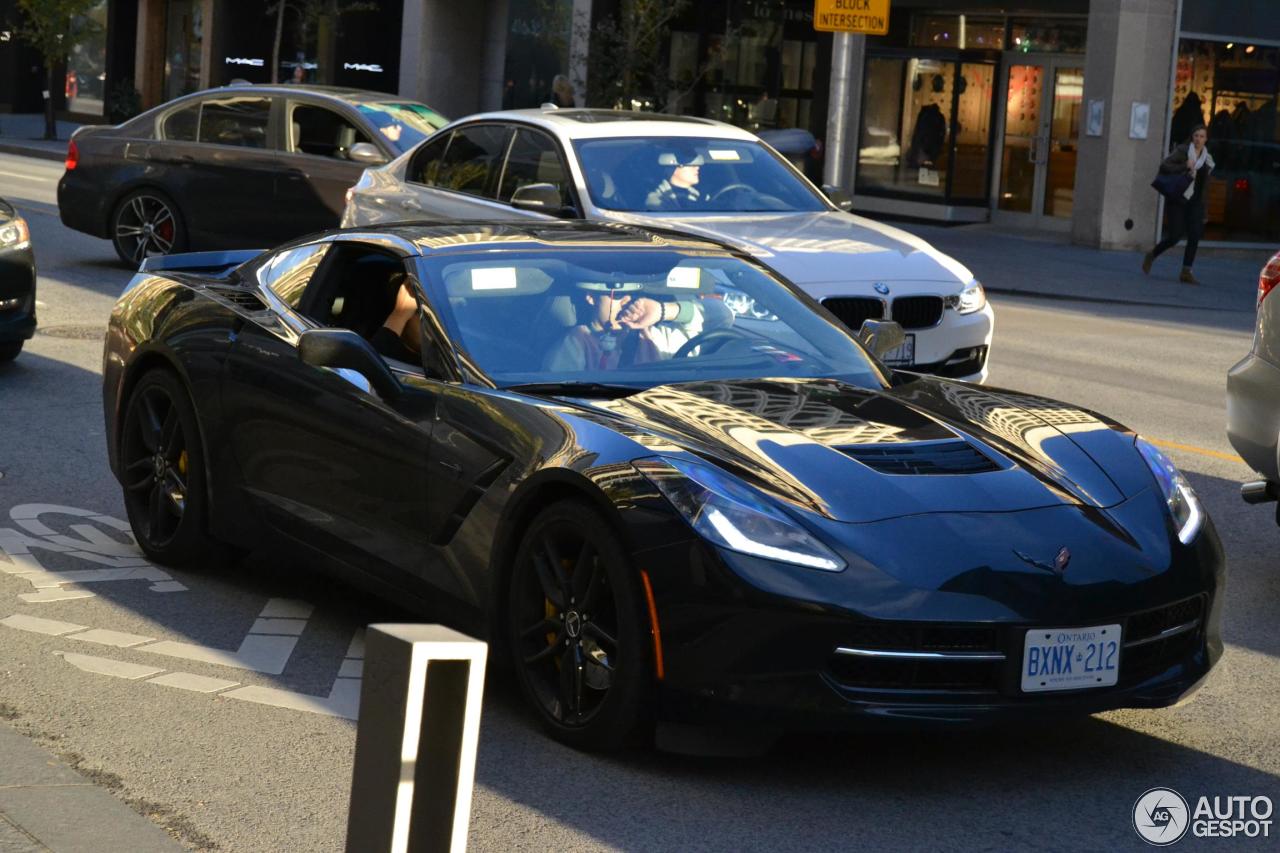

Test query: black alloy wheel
[119,369,216,565]
[508,500,651,751]
[111,190,185,266]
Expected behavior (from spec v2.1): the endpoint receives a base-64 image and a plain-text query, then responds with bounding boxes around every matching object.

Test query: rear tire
[111,189,186,267]
[0,341,21,362]
[507,500,653,751]
[118,369,220,567]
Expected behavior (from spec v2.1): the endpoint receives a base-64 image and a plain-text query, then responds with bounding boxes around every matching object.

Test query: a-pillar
[400,0,509,117]
[1071,0,1180,250]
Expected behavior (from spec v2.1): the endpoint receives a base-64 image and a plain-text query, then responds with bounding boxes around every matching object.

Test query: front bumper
[640,503,1224,732]
[0,247,36,342]
[1227,350,1280,484]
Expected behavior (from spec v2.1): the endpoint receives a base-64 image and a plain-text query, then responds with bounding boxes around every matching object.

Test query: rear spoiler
[139,249,264,277]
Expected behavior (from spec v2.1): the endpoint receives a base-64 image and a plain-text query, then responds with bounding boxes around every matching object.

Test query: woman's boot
[1142,251,1154,274]
[1180,266,1199,285]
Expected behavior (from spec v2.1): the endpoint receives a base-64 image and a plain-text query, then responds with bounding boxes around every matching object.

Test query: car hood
[570,376,1154,524]
[609,210,974,287]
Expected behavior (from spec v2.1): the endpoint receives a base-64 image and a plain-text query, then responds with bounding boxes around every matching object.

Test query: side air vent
[842,440,1000,475]
[206,285,269,313]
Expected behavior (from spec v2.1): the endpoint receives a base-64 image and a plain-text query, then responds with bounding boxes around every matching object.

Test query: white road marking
[147,672,240,693]
[259,600,314,619]
[220,628,364,719]
[136,598,312,674]
[0,170,51,183]
[67,628,155,648]
[56,651,165,680]
[248,617,308,635]
[0,614,87,635]
[337,659,362,678]
[0,504,188,600]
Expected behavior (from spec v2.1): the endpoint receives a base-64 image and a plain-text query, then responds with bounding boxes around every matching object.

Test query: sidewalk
[908,220,1269,314]
[0,722,182,852]
[0,114,81,162]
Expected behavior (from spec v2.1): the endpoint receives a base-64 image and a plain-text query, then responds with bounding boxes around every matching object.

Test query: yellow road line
[1148,437,1244,464]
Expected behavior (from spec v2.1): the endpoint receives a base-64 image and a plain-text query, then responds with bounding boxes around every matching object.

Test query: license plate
[1021,624,1121,692]
[880,333,915,366]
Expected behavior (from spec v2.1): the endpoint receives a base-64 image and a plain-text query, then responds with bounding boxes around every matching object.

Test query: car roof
[452,107,761,141]
[346,220,735,256]
[216,84,420,106]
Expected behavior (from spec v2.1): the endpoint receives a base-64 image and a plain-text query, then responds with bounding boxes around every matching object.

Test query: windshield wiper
[502,381,644,399]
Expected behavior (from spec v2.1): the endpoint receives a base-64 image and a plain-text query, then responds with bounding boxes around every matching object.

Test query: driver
[645,145,706,210]
[543,284,706,372]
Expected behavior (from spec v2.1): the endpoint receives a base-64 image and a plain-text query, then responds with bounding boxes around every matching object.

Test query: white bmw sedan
[342,108,994,381]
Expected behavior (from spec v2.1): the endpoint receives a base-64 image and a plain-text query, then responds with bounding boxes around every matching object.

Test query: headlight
[0,218,30,250]
[1135,437,1204,544]
[946,280,986,314]
[637,457,844,571]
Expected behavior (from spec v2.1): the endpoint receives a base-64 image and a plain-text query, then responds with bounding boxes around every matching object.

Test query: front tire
[507,500,653,751]
[0,341,21,362]
[118,369,216,566]
[111,189,186,266]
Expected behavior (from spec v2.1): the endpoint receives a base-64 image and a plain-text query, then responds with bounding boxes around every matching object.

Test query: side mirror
[510,182,564,214]
[298,328,402,399]
[857,319,906,358]
[822,184,853,211]
[348,142,388,166]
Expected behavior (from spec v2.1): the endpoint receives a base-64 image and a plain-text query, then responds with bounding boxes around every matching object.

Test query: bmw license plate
[880,333,915,366]
[1021,624,1121,692]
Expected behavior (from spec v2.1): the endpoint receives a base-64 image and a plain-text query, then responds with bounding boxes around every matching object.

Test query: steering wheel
[674,328,743,359]
[711,182,756,203]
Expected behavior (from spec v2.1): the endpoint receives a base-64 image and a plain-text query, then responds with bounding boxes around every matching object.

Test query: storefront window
[66,0,108,115]
[164,0,202,101]
[504,0,574,109]
[1009,19,1086,54]
[909,15,1004,50]
[1170,39,1280,242]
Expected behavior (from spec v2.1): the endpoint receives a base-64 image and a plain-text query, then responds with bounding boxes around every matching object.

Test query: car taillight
[65,139,78,171]
[1260,253,1280,308]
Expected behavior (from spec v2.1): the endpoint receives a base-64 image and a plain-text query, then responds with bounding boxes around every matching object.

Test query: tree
[584,0,729,115]
[15,0,101,140]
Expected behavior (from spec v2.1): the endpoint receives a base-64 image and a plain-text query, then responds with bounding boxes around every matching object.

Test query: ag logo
[1134,787,1190,845]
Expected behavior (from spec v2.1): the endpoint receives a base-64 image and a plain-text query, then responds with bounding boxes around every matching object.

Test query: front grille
[1127,595,1204,643]
[892,296,944,329]
[826,623,1003,692]
[841,440,1000,475]
[822,297,883,331]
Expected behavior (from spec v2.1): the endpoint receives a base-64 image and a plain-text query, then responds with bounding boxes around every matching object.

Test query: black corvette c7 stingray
[102,220,1223,751]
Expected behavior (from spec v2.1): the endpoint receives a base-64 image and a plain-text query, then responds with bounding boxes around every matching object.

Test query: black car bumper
[0,247,36,342]
[57,173,108,238]
[641,508,1225,732]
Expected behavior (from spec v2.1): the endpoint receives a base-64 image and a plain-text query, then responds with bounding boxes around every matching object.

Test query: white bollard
[345,624,488,853]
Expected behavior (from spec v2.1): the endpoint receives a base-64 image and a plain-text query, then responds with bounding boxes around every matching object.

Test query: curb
[0,143,65,163]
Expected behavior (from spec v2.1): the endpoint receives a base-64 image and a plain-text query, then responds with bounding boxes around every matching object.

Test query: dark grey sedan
[0,197,35,362]
[1227,250,1280,523]
[56,84,447,264]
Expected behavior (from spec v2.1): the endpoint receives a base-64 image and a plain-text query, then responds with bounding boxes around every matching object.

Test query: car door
[219,238,453,597]
[148,94,281,248]
[275,98,384,239]
[494,126,581,218]
[394,123,520,220]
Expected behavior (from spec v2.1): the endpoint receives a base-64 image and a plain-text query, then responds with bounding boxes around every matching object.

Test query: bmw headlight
[0,217,30,250]
[945,280,986,314]
[637,457,844,571]
[1135,437,1204,545]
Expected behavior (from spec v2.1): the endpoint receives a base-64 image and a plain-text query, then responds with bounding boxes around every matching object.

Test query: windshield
[574,137,829,214]
[416,249,885,390]
[356,102,449,153]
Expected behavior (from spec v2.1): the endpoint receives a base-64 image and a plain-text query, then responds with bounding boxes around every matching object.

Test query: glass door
[994,56,1083,229]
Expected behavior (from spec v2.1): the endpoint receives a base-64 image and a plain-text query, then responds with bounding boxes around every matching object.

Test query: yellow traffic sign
[813,0,890,35]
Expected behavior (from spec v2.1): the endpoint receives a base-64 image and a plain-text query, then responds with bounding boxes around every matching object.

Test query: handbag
[1151,171,1193,201]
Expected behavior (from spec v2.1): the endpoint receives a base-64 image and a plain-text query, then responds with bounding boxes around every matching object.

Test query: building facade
[0,0,1275,248]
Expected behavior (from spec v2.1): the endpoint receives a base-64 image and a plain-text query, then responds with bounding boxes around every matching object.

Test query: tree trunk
[272,2,286,83]
[44,65,57,141]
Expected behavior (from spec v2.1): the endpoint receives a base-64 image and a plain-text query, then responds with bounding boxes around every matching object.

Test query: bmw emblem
[1054,547,1071,573]
[873,282,890,295]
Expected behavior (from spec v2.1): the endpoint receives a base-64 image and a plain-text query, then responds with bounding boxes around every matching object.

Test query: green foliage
[15,0,101,66]
[106,77,143,124]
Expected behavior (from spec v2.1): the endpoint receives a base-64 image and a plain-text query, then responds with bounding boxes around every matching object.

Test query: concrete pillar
[400,0,502,117]
[134,0,166,108]
[568,0,591,107]
[1071,0,1179,250]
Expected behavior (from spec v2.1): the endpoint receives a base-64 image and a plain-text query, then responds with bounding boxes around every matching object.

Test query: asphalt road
[1,151,1277,852]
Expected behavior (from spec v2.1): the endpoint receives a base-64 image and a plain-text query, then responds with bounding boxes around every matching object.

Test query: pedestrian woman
[548,74,576,108]
[1143,124,1214,284]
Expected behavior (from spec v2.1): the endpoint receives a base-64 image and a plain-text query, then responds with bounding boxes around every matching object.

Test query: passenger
[644,146,706,210]
[544,285,705,372]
